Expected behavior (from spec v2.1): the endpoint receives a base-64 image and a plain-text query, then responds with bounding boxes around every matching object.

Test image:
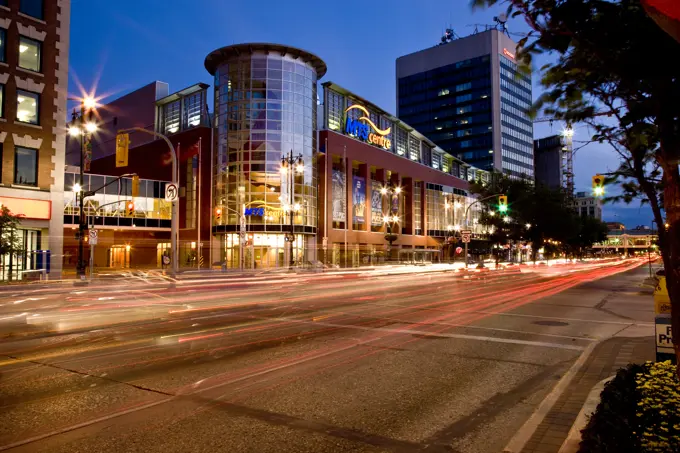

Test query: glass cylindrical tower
[205,43,327,269]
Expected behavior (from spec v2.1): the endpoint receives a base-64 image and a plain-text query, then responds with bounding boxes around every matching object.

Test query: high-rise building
[0,0,70,279]
[534,134,564,190]
[572,191,603,220]
[396,29,534,179]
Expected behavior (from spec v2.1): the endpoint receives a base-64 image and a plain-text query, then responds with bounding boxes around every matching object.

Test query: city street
[0,259,655,453]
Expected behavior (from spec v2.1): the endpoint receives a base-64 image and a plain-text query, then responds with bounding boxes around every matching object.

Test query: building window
[162,100,180,134]
[185,155,197,229]
[16,90,39,124]
[14,146,38,186]
[0,84,4,118]
[20,0,43,20]
[18,36,41,72]
[0,28,6,63]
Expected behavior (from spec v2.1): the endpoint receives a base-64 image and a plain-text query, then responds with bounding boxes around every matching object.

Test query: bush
[579,361,680,453]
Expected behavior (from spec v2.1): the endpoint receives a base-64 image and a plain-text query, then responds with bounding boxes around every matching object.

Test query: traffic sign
[461,230,472,244]
[162,255,170,266]
[165,183,178,202]
[89,229,98,245]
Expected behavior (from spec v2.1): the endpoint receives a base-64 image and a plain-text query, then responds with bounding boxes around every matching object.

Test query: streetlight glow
[392,215,399,223]
[380,187,388,195]
[525,223,531,229]
[454,201,462,209]
[73,183,81,193]
[85,122,98,133]
[446,225,453,231]
[562,127,574,138]
[503,216,510,223]
[383,216,391,224]
[68,126,80,137]
[489,211,496,217]
[83,97,97,110]
[593,186,605,196]
[394,187,402,194]
[294,203,301,212]
[453,224,461,231]
[295,163,304,173]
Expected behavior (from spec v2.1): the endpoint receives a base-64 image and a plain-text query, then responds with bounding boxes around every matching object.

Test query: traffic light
[126,201,134,217]
[116,133,130,168]
[592,174,605,196]
[215,207,222,222]
[498,195,508,213]
[131,175,140,198]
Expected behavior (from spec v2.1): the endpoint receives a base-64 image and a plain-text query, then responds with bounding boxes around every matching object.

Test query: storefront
[317,82,488,266]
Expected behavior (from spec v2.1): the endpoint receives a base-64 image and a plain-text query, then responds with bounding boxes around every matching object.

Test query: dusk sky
[69,0,655,228]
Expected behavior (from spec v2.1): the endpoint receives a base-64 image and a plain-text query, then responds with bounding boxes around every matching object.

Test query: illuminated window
[18,36,41,72]
[163,100,180,134]
[14,146,38,186]
[0,84,4,118]
[0,28,6,63]
[16,90,39,124]
[20,0,43,20]
[438,89,450,97]
[183,92,203,128]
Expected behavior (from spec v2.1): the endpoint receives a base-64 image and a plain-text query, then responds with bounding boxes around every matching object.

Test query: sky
[68,0,654,228]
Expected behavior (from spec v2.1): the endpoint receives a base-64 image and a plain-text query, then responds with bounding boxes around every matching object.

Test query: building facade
[396,29,534,179]
[319,82,487,266]
[572,191,603,220]
[86,83,212,270]
[0,0,70,279]
[205,43,326,269]
[534,134,565,190]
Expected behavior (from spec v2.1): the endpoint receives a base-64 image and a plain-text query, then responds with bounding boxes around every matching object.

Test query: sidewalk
[520,336,654,453]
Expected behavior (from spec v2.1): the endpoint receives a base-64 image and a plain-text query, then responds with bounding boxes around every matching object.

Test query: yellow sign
[344,105,392,149]
[654,276,671,314]
[116,133,130,167]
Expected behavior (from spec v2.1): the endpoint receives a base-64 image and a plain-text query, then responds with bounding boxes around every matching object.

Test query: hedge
[579,361,680,453]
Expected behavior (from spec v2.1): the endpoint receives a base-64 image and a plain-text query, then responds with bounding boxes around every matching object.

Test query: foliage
[579,363,644,453]
[579,361,680,453]
[472,0,680,368]
[469,173,607,259]
[0,206,25,282]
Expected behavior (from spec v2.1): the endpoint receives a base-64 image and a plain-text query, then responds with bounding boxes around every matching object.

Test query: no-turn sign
[89,229,98,245]
[165,183,178,202]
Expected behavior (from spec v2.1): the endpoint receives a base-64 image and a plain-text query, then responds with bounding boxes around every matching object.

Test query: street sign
[165,183,178,202]
[656,315,674,354]
[88,229,98,245]
[461,230,472,244]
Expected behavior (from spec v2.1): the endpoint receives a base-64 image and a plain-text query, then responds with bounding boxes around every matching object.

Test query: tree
[473,0,680,368]
[0,206,25,282]
[470,173,581,262]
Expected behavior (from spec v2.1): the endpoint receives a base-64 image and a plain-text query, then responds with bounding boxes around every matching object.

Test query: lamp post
[68,97,98,279]
[281,150,303,269]
[380,183,401,261]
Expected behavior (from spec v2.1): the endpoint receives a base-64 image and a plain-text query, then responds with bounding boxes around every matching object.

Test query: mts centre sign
[344,105,392,150]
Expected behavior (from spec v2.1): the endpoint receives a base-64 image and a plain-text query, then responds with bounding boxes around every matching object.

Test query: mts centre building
[205,43,488,269]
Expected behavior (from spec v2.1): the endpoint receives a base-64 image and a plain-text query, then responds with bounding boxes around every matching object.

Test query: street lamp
[281,150,303,269]
[68,96,98,278]
[525,223,531,229]
[381,183,401,260]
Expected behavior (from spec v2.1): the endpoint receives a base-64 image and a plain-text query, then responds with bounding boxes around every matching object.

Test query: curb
[503,341,599,453]
[557,376,613,453]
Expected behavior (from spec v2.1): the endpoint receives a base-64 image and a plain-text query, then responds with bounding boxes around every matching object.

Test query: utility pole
[117,127,179,277]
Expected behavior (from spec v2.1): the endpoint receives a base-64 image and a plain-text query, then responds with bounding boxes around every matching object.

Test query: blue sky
[68,0,654,227]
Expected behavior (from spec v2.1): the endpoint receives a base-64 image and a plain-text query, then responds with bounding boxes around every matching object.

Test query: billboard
[353,176,366,224]
[332,169,346,222]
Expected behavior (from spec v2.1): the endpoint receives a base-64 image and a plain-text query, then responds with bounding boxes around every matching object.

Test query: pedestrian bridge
[592,230,657,250]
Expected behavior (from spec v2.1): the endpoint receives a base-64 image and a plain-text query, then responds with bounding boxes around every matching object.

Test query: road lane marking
[266,317,585,351]
[0,337,373,452]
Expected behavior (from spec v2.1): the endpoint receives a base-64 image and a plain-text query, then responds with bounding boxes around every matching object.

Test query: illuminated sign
[502,48,515,60]
[245,207,265,216]
[0,197,51,220]
[344,105,392,150]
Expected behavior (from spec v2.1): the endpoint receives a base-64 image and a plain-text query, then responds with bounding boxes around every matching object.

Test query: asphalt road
[0,259,655,453]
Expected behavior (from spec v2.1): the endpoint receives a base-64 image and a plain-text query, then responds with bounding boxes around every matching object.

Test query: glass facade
[500,55,534,178]
[63,171,172,228]
[398,55,494,171]
[208,44,325,268]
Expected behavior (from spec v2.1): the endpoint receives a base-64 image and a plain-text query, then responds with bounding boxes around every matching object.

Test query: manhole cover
[533,320,569,327]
